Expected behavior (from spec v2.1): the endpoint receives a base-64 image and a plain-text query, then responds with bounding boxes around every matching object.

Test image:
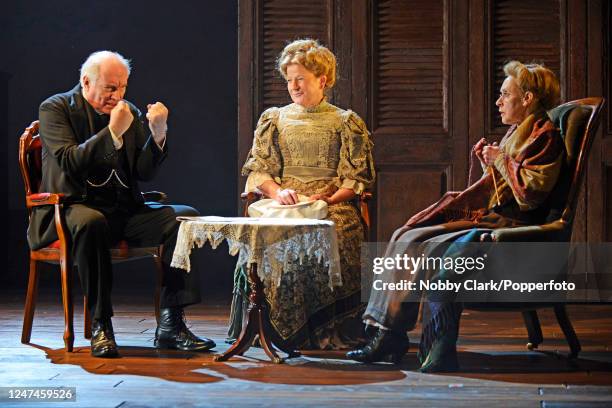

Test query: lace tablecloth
[170,216,342,290]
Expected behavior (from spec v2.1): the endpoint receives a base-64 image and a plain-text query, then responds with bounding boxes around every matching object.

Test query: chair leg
[83,297,92,339]
[154,247,164,325]
[21,258,39,344]
[554,305,581,358]
[60,261,74,352]
[521,310,543,350]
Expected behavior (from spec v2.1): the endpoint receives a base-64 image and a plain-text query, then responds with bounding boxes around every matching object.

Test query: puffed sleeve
[241,107,282,192]
[337,110,376,194]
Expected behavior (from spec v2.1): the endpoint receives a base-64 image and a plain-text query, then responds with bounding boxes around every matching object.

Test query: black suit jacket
[27,84,168,250]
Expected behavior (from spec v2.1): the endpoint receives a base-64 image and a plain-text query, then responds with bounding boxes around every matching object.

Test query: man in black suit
[28,51,215,357]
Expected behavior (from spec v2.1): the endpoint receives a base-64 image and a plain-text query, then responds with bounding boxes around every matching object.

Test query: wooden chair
[469,97,606,358]
[19,120,166,352]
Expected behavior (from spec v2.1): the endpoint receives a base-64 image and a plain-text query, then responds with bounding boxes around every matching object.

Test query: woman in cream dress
[228,39,375,349]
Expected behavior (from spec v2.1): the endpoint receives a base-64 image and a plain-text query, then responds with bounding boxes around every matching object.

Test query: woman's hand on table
[258,181,299,205]
[273,188,299,205]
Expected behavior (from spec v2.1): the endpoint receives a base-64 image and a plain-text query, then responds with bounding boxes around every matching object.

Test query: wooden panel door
[238,0,609,244]
[258,0,333,110]
[468,0,563,144]
[370,0,469,241]
[488,0,562,134]
[605,1,612,241]
[588,0,611,242]
[237,0,335,204]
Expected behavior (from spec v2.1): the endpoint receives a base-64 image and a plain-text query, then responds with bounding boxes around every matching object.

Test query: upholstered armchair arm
[142,190,167,203]
[26,193,65,208]
[481,219,570,242]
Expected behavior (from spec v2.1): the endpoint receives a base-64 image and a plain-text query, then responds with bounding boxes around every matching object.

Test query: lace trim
[171,216,343,290]
[285,99,331,114]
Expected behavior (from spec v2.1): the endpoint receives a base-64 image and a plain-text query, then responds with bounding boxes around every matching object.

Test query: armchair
[468,97,606,358]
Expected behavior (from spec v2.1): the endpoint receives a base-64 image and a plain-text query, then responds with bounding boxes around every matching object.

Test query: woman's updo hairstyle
[277,39,337,89]
[503,60,560,111]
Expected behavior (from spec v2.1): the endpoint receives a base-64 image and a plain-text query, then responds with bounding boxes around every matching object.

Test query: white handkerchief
[247,194,328,219]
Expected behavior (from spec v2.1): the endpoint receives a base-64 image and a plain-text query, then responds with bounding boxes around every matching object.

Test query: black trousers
[63,203,201,320]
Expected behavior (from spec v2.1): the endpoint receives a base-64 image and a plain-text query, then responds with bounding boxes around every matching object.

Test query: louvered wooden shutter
[608,4,612,135]
[373,0,446,135]
[490,0,561,132]
[371,0,461,242]
[603,2,612,241]
[259,0,332,112]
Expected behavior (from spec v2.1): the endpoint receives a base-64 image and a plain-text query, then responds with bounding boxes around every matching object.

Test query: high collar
[289,97,329,114]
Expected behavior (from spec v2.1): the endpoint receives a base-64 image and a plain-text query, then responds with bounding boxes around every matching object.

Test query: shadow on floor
[27,343,406,385]
[25,343,612,386]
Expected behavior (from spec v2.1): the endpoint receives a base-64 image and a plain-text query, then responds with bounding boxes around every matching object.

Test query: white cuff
[364,318,390,331]
[153,134,166,151]
[109,127,123,150]
[245,171,277,193]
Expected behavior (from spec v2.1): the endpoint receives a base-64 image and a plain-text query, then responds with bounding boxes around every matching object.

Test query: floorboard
[1,290,611,407]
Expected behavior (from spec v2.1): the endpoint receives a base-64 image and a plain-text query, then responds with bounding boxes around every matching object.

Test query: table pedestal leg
[214,263,300,364]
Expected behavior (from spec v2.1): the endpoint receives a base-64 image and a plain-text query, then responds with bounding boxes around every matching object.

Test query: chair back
[18,120,42,199]
[542,98,605,234]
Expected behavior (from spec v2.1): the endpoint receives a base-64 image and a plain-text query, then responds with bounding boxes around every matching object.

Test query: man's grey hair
[79,51,131,86]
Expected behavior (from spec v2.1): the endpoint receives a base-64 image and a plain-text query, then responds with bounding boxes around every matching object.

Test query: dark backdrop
[2,1,239,300]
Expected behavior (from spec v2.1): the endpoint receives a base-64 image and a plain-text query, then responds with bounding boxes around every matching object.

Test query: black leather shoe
[154,307,216,352]
[91,318,119,358]
[346,328,409,364]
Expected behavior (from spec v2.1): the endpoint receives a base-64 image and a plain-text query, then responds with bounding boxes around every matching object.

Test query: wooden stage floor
[1,290,611,407]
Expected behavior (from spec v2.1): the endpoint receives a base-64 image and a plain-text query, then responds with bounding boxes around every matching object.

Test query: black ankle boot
[418,336,459,373]
[418,301,461,372]
[91,318,118,358]
[154,307,216,352]
[346,329,409,364]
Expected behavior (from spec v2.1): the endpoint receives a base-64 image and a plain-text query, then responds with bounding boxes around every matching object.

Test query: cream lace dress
[228,99,375,349]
